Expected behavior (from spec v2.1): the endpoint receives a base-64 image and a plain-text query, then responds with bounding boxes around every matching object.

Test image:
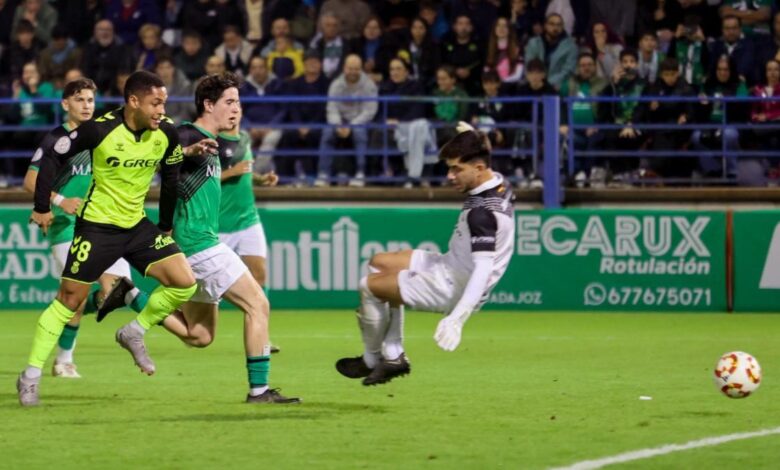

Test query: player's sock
[358,276,389,369]
[27,299,77,370]
[126,287,149,314]
[82,286,102,315]
[247,355,270,396]
[56,324,79,363]
[384,305,405,360]
[136,284,197,331]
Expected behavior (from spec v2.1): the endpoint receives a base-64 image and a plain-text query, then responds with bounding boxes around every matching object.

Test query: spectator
[37,24,82,89]
[104,0,161,46]
[215,25,253,77]
[204,54,226,75]
[279,51,330,185]
[748,58,780,185]
[174,30,210,82]
[180,0,222,49]
[258,18,305,58]
[419,0,449,41]
[470,71,507,149]
[433,65,469,125]
[509,0,545,45]
[214,0,243,38]
[693,54,749,180]
[545,0,575,36]
[319,0,372,40]
[397,17,440,91]
[485,17,524,84]
[589,0,637,41]
[133,23,172,71]
[108,68,132,97]
[710,15,758,85]
[267,36,305,79]
[0,0,20,47]
[240,56,285,171]
[635,0,680,52]
[356,16,392,83]
[597,49,646,182]
[238,0,264,43]
[447,0,499,43]
[720,0,771,36]
[81,19,132,94]
[631,57,696,178]
[670,15,710,87]
[0,19,42,81]
[316,54,378,187]
[585,22,624,81]
[154,56,195,122]
[637,31,664,85]
[309,12,356,80]
[756,11,780,71]
[11,0,57,43]
[440,15,483,95]
[379,57,432,187]
[524,13,577,90]
[560,53,609,185]
[54,0,103,45]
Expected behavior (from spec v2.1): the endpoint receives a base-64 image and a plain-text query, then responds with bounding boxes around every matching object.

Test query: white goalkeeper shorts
[219,223,267,258]
[397,249,468,313]
[51,242,132,279]
[187,243,248,304]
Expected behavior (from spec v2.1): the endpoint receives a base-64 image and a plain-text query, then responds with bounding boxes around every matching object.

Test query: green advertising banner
[733,211,780,311]
[0,207,727,311]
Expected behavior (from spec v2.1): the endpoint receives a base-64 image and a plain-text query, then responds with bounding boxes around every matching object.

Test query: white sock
[56,345,75,364]
[357,276,389,368]
[250,385,268,397]
[24,366,42,379]
[124,287,141,305]
[384,305,405,360]
[129,319,146,335]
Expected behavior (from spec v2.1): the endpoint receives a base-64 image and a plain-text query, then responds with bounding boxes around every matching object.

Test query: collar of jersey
[217,131,241,142]
[182,121,217,140]
[469,173,502,196]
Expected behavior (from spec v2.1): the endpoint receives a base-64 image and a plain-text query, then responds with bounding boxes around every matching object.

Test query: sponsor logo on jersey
[471,236,496,244]
[106,156,156,168]
[165,145,184,165]
[54,137,71,154]
[151,234,175,250]
[206,164,221,178]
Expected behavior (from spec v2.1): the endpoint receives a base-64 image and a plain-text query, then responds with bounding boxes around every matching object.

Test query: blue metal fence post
[542,95,561,208]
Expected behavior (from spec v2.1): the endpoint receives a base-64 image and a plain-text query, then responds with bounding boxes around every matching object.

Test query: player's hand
[234,160,252,175]
[183,138,218,157]
[59,197,82,215]
[254,171,279,187]
[434,315,464,352]
[29,211,53,236]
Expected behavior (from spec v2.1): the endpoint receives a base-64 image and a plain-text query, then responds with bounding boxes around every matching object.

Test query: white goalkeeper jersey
[442,173,515,303]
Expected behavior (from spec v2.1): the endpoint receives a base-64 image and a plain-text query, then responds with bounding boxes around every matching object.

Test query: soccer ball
[713,351,762,398]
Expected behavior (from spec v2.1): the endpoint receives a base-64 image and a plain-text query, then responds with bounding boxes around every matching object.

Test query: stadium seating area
[2,0,780,188]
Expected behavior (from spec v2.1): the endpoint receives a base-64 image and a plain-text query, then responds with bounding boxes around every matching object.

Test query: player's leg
[49,242,86,378]
[222,271,299,404]
[116,220,196,375]
[368,249,414,275]
[95,258,151,321]
[161,301,219,347]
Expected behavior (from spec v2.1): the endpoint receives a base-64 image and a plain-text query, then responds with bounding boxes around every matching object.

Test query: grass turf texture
[1,311,779,469]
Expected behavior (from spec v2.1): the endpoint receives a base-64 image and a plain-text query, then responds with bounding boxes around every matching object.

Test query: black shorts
[61,217,182,284]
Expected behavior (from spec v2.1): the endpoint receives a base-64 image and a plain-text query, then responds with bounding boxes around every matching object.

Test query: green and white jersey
[28,123,92,245]
[173,123,222,257]
[32,107,184,232]
[218,130,260,234]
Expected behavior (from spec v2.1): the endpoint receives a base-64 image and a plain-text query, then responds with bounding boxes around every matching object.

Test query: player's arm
[25,165,81,215]
[434,208,497,352]
[158,124,184,233]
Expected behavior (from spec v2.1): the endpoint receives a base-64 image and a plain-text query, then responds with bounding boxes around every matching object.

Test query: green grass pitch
[1,310,780,469]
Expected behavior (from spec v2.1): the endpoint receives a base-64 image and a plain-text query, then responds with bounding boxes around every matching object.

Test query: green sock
[28,300,77,368]
[136,284,196,330]
[57,324,79,350]
[82,286,101,315]
[129,290,150,314]
[247,355,270,390]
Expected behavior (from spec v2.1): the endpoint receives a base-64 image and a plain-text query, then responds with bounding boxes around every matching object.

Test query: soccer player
[336,125,516,385]
[217,107,281,353]
[18,71,213,407]
[141,73,298,403]
[22,78,150,379]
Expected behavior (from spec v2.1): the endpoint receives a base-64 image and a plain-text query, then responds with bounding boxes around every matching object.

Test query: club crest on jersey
[115,142,125,152]
[165,145,184,165]
[54,136,71,154]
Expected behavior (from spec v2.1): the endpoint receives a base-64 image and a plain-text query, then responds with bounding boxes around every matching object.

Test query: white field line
[551,426,780,470]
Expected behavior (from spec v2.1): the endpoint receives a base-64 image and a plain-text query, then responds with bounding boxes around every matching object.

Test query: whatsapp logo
[583,282,606,306]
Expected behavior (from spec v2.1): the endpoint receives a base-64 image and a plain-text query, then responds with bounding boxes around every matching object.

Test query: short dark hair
[195,72,240,117]
[16,19,34,35]
[437,64,456,79]
[124,70,165,102]
[223,25,242,37]
[154,55,175,69]
[181,29,202,41]
[578,52,595,63]
[525,58,546,74]
[482,70,500,83]
[660,57,679,73]
[52,24,70,40]
[722,14,741,25]
[439,130,491,166]
[620,48,638,61]
[62,78,97,99]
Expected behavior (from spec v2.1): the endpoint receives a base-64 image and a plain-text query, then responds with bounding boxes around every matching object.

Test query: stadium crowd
[1,0,780,187]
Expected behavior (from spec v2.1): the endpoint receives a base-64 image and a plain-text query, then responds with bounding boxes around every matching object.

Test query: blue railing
[2,94,780,207]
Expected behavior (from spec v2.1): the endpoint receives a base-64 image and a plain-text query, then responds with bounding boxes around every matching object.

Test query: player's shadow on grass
[163,402,388,423]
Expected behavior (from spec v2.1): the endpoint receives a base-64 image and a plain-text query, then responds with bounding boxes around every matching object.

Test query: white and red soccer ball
[713,351,762,398]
